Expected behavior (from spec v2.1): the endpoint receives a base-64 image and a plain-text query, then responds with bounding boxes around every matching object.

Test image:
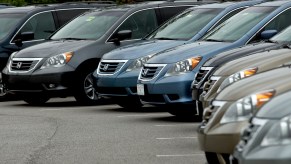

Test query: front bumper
[138,71,195,105]
[198,121,249,154]
[2,65,75,96]
[96,69,140,97]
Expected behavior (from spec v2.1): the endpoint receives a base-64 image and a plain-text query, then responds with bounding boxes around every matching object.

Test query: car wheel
[23,94,50,105]
[74,71,100,105]
[116,97,143,110]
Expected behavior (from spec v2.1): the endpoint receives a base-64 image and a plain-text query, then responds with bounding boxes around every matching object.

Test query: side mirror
[261,30,278,40]
[14,31,34,47]
[109,30,132,45]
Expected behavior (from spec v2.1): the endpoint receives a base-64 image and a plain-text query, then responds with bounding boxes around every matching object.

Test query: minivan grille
[194,67,213,85]
[139,64,165,80]
[98,60,127,75]
[10,58,41,72]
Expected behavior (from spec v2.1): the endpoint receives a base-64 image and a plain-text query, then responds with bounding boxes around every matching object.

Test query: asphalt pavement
[0,97,206,164]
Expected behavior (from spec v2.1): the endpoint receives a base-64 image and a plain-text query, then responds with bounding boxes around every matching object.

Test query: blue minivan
[94,1,262,109]
[137,0,291,117]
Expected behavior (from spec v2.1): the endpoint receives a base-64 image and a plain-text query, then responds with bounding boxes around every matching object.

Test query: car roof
[0,3,113,14]
[256,0,291,7]
[195,1,253,9]
[94,1,215,12]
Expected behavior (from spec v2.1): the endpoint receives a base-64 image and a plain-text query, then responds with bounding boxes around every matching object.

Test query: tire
[116,97,143,110]
[205,152,230,164]
[23,95,50,105]
[74,70,100,105]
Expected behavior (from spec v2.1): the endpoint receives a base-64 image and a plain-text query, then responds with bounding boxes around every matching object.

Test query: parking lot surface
[0,97,205,164]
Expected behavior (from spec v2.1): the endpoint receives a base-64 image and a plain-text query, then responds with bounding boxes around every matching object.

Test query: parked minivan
[2,1,199,105]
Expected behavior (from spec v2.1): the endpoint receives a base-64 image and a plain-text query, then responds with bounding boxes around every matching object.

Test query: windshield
[51,10,124,40]
[203,6,276,42]
[271,26,291,43]
[0,14,24,40]
[149,8,223,40]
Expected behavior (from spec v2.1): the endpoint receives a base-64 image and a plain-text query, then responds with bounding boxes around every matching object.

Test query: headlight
[220,89,274,124]
[261,115,291,146]
[165,56,202,76]
[126,55,152,71]
[40,52,73,69]
[217,67,257,93]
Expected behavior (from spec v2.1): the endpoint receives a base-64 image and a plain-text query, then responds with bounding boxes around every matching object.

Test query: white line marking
[117,113,165,118]
[156,154,204,157]
[156,137,197,140]
[154,124,196,127]
[39,106,100,111]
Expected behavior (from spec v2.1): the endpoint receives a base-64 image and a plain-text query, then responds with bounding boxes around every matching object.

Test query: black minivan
[0,2,114,97]
[2,1,203,105]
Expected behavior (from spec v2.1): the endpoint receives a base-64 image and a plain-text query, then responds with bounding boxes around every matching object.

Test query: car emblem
[102,64,109,71]
[16,62,22,69]
[142,68,149,76]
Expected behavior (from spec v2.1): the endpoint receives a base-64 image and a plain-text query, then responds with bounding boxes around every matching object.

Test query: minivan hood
[213,48,291,76]
[147,41,232,64]
[14,40,95,58]
[256,91,291,119]
[102,40,185,60]
[203,42,280,67]
[216,67,291,101]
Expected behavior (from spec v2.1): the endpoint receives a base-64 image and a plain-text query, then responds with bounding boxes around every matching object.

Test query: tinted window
[56,9,89,26]
[203,7,276,42]
[159,6,190,22]
[0,14,24,41]
[264,8,291,32]
[15,12,56,41]
[149,8,223,40]
[115,9,158,40]
[51,11,124,40]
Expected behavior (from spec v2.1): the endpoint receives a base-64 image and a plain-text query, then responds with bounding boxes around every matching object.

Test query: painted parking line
[39,106,102,111]
[154,124,196,127]
[156,154,204,157]
[156,136,197,140]
[117,113,166,118]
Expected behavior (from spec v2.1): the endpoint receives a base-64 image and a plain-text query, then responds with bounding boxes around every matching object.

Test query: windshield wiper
[265,40,279,44]
[155,37,177,40]
[204,39,224,42]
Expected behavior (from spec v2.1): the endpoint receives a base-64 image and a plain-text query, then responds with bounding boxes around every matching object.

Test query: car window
[210,7,246,30]
[56,9,89,27]
[159,6,190,22]
[14,12,56,42]
[51,11,124,40]
[264,8,291,31]
[115,9,158,40]
[149,8,223,40]
[0,14,24,41]
[250,8,291,43]
[203,6,276,42]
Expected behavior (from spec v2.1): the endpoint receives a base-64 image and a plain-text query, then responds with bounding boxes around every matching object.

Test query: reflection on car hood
[102,40,185,60]
[14,40,95,58]
[147,41,232,64]
[216,67,291,101]
[203,42,280,67]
